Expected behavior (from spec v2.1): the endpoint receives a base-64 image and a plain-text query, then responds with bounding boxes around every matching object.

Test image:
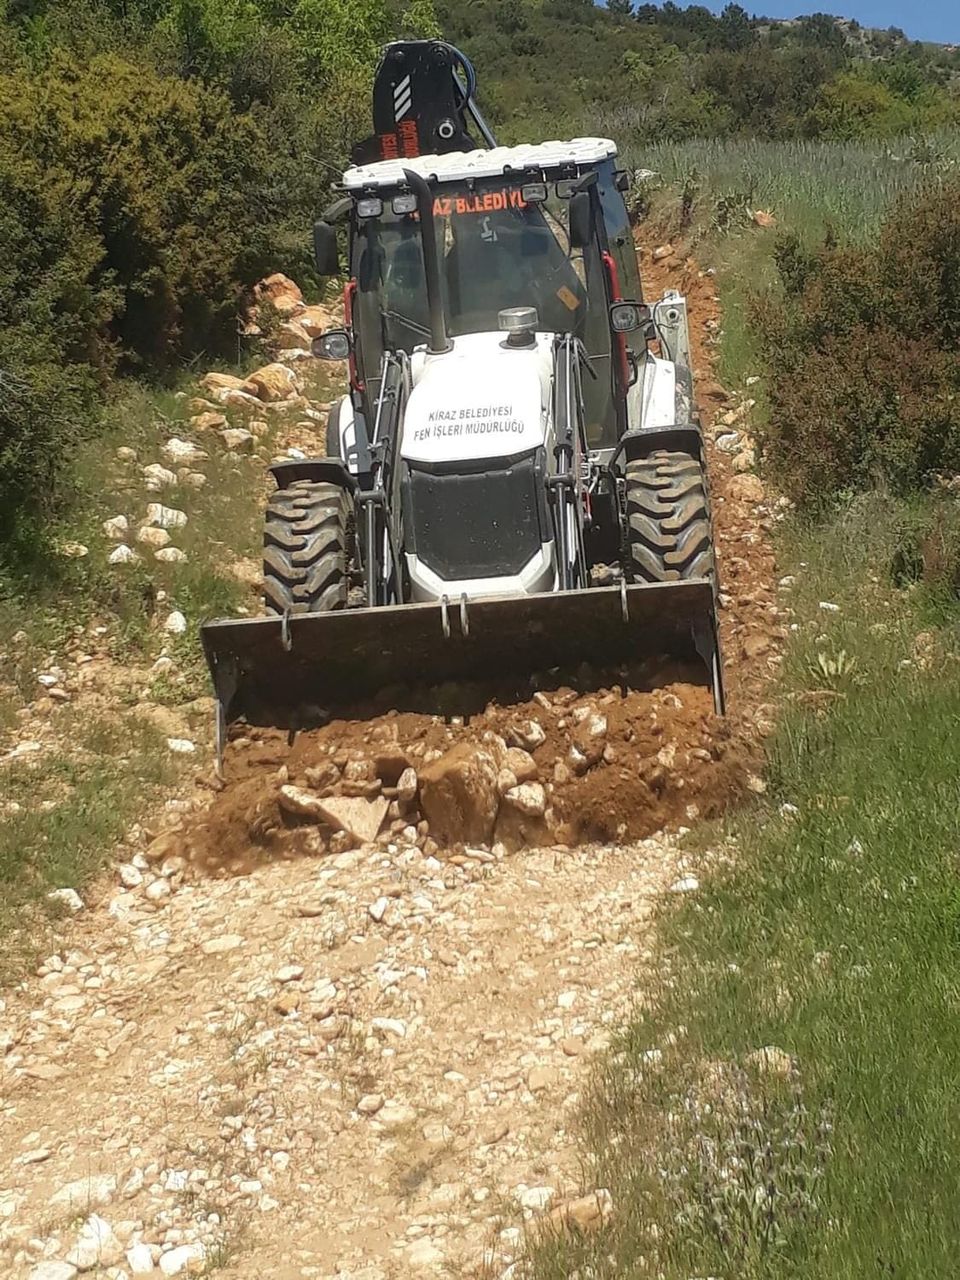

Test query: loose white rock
[166,738,196,755]
[371,1016,406,1038]
[519,1186,555,1211]
[125,1243,155,1275]
[406,1238,442,1269]
[155,548,187,564]
[108,544,140,565]
[396,766,418,803]
[161,437,208,465]
[137,525,171,549]
[142,463,177,490]
[46,888,83,913]
[158,1243,205,1276]
[64,1214,122,1270]
[219,428,255,453]
[145,503,188,530]
[377,1101,416,1131]
[670,875,700,893]
[28,1265,78,1280]
[504,782,546,817]
[145,878,172,903]
[275,964,304,983]
[163,611,187,635]
[50,1174,117,1210]
[102,515,129,540]
[201,934,243,955]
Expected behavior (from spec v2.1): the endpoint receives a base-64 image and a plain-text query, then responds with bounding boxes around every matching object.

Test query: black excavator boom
[351,39,496,166]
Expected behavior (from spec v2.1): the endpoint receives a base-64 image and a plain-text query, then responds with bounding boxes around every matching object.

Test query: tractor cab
[318,141,645,452]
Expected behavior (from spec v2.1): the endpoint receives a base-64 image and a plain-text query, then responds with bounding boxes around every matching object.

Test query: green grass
[619,131,960,244]
[0,352,347,971]
[522,134,960,1277]
[0,712,180,978]
[526,501,960,1277]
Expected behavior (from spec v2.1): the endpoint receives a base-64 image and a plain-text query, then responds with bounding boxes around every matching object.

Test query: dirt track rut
[0,253,782,1279]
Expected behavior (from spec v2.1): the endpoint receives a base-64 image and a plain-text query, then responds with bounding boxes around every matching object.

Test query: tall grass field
[527,129,960,1278]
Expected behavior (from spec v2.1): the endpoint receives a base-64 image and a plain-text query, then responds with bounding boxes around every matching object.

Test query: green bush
[757,179,960,507]
[0,49,291,533]
[0,51,286,374]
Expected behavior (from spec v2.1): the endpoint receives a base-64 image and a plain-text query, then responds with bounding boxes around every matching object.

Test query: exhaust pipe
[403,168,452,355]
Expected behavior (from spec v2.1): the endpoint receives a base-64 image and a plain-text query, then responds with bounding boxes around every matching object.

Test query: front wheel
[262,479,352,615]
[624,449,715,583]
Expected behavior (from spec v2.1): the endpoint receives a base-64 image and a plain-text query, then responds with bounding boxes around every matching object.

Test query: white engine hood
[402,332,553,465]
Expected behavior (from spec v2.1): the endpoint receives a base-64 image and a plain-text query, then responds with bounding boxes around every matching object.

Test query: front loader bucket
[201,580,724,747]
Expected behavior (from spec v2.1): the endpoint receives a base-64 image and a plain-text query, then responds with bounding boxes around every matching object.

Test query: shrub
[757,178,960,507]
[0,52,287,374]
[0,50,293,532]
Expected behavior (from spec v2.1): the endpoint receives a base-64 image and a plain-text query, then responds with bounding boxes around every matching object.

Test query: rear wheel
[263,480,351,615]
[625,450,715,583]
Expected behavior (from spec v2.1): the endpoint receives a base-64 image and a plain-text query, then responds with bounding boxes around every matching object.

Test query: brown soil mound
[186,253,780,875]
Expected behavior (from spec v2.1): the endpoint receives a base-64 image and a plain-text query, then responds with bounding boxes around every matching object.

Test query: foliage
[437,0,960,144]
[527,499,960,1278]
[757,178,960,507]
[0,49,291,531]
[0,0,415,538]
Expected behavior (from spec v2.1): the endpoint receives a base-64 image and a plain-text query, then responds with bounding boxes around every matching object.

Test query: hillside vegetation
[2,0,960,554]
[441,0,960,142]
[526,120,960,1280]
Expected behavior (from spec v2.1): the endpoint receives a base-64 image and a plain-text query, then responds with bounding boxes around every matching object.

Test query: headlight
[392,192,418,215]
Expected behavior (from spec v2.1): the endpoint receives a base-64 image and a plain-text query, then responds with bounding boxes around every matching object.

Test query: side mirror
[312,328,351,361]
[313,221,340,277]
[609,301,652,333]
[569,191,593,249]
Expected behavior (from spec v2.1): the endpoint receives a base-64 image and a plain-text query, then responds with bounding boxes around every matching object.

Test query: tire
[625,449,715,583]
[263,480,351,615]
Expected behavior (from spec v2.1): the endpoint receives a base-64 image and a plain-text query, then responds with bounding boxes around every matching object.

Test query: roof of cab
[342,138,618,190]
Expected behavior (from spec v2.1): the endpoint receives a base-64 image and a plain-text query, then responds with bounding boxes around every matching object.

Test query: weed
[526,497,960,1278]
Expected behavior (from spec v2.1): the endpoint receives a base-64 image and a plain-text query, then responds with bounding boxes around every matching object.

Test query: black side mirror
[610,301,652,333]
[569,191,593,250]
[313,221,340,277]
[312,328,351,360]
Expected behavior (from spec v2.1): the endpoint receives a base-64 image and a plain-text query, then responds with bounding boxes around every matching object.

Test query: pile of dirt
[187,670,757,875]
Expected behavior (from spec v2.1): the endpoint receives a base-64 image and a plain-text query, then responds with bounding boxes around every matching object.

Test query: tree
[607,0,633,16]
[718,3,754,53]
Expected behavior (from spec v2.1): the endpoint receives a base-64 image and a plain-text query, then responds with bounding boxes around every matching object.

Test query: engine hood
[402,331,553,465]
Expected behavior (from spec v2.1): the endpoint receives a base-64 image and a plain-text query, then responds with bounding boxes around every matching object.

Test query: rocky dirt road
[0,254,782,1279]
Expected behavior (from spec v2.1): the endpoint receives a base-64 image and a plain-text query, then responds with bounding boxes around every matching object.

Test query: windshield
[360,178,591,349]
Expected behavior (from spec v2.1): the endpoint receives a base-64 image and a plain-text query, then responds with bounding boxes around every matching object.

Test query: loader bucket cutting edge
[201,581,724,738]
